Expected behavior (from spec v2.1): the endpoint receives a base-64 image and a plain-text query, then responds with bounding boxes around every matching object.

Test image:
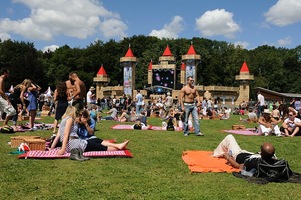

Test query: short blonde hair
[62,106,77,119]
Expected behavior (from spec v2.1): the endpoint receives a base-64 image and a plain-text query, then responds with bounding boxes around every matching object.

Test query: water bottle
[241,167,256,177]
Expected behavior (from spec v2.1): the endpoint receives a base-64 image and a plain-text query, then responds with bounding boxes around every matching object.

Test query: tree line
[0,35,300,99]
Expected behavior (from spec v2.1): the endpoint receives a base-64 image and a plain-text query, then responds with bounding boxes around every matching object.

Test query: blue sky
[0,0,300,52]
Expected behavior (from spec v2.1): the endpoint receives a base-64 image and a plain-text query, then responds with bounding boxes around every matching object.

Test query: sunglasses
[289,114,294,116]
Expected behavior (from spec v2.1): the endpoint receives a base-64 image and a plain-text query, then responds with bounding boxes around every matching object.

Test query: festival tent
[44,86,53,97]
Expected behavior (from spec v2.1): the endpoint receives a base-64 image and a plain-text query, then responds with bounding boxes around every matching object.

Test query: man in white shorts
[0,69,16,126]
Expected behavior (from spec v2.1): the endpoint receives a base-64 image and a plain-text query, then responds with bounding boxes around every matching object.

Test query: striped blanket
[18,149,133,159]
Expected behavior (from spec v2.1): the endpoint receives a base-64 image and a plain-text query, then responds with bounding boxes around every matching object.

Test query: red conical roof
[148,60,152,70]
[187,44,196,55]
[181,62,186,70]
[125,47,135,57]
[240,61,249,73]
[97,65,107,76]
[162,46,172,56]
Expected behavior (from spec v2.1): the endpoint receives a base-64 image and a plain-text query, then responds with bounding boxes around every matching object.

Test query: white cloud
[42,45,59,52]
[149,16,185,39]
[264,0,301,26]
[0,32,11,41]
[277,36,292,46]
[0,0,127,41]
[234,41,249,49]
[195,9,240,39]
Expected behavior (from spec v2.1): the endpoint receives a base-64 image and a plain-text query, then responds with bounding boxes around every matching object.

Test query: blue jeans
[183,104,200,135]
[136,104,142,115]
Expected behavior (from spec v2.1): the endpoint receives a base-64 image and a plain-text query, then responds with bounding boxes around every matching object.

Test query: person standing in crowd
[27,82,41,130]
[163,92,173,115]
[180,76,204,136]
[0,68,16,127]
[135,89,143,115]
[257,91,265,118]
[8,79,31,127]
[68,72,86,112]
[52,82,69,134]
[86,86,96,110]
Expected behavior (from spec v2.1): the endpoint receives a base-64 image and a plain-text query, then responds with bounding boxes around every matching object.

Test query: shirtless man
[0,68,16,126]
[180,76,203,136]
[68,72,86,112]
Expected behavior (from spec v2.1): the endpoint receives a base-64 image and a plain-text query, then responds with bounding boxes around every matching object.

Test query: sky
[0,0,300,52]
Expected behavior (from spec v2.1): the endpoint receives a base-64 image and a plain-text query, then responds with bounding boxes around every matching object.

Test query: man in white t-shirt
[135,89,143,115]
[257,91,265,118]
[86,86,96,109]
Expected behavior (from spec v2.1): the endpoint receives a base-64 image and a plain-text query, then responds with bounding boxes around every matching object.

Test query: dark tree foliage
[0,36,300,94]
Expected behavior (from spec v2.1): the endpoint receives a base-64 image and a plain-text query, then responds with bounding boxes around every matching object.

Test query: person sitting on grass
[101,104,118,120]
[213,134,276,171]
[50,106,129,156]
[257,109,281,136]
[240,108,258,123]
[118,107,137,122]
[281,110,301,137]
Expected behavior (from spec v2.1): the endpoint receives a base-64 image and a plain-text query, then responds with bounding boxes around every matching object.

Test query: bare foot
[118,140,130,150]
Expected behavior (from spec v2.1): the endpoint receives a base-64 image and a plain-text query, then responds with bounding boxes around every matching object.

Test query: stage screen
[152,69,174,89]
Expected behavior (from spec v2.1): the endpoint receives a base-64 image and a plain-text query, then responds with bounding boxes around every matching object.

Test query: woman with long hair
[8,79,31,127]
[27,82,41,130]
[50,106,129,158]
[52,82,69,134]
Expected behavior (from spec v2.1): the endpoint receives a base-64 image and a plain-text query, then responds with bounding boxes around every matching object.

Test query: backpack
[1,126,15,134]
[166,117,175,131]
[255,158,292,182]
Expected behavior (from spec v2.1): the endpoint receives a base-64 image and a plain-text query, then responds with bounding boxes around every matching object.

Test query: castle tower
[235,61,254,104]
[120,45,137,97]
[180,62,186,84]
[93,65,110,99]
[150,45,176,91]
[181,43,201,83]
[148,60,152,85]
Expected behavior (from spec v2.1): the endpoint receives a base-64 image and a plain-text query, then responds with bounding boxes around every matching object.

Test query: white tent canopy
[44,86,53,97]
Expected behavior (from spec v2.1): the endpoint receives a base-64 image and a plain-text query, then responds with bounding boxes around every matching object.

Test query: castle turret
[180,62,186,85]
[235,61,254,104]
[181,43,200,83]
[93,65,110,99]
[148,60,152,85]
[150,45,176,91]
[120,45,137,97]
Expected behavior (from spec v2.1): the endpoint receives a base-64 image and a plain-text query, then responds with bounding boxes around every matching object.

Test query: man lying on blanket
[213,134,276,172]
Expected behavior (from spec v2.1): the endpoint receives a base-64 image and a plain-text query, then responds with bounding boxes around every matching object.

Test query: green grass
[0,115,301,200]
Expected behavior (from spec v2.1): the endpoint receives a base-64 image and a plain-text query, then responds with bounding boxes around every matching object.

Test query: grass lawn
[0,114,300,200]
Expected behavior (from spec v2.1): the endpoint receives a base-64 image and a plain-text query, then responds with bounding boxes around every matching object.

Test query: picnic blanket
[18,149,133,159]
[111,124,181,131]
[14,123,54,132]
[182,150,240,173]
[111,124,161,130]
[221,128,261,136]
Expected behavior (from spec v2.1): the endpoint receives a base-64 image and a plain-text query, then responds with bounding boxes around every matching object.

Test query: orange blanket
[182,150,240,173]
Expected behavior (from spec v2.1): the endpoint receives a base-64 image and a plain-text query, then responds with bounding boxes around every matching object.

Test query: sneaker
[196,132,204,136]
[184,133,189,136]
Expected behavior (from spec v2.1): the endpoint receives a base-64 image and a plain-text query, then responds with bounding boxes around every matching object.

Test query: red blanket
[182,150,240,173]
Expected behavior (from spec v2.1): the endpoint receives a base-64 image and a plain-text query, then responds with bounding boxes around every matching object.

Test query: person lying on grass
[213,134,276,171]
[50,106,129,155]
